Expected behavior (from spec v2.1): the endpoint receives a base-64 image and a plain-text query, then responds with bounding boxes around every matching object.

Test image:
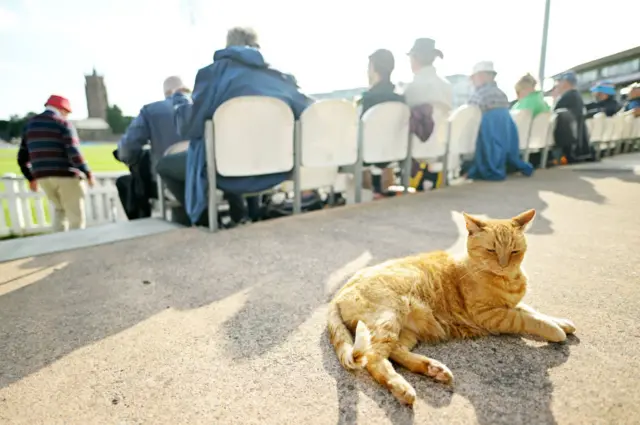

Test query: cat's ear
[463,212,486,235]
[512,209,536,230]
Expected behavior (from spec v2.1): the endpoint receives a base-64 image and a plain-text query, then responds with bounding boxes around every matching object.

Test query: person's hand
[28,180,38,192]
[86,174,95,188]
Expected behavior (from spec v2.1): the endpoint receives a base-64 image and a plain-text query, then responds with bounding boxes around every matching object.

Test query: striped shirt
[468,81,510,112]
[17,110,91,181]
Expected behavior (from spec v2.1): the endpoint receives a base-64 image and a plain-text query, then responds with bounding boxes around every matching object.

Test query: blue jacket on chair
[172,46,311,224]
[467,108,534,181]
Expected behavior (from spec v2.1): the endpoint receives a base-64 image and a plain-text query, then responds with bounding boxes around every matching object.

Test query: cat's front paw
[543,322,567,342]
[426,359,454,385]
[388,377,416,406]
[553,318,576,334]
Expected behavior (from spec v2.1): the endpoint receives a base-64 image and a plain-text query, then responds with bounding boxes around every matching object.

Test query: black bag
[263,191,325,219]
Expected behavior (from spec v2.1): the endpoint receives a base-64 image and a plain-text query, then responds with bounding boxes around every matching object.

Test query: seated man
[156,27,310,227]
[621,82,640,117]
[464,61,533,180]
[358,48,405,196]
[553,71,592,162]
[114,76,185,220]
[585,81,620,118]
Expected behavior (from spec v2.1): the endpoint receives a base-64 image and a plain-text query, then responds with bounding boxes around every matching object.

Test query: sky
[0,0,638,119]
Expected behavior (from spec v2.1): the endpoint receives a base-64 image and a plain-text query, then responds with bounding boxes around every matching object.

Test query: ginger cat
[327,209,575,406]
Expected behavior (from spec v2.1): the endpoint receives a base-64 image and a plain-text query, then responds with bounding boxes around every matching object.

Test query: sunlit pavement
[1,155,639,425]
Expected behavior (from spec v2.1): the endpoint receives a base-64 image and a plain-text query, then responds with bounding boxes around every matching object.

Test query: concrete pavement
[1,157,640,425]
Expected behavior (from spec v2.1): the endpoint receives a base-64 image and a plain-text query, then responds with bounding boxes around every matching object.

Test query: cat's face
[463,209,535,275]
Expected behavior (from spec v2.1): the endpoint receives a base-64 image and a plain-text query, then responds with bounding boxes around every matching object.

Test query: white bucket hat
[471,61,497,76]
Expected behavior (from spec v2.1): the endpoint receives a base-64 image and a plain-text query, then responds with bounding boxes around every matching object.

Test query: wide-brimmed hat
[44,95,72,113]
[590,80,617,96]
[408,38,443,60]
[471,61,496,76]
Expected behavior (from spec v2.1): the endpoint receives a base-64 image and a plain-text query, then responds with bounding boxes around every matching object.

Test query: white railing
[0,171,128,237]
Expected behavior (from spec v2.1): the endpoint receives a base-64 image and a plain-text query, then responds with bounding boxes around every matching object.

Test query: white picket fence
[0,172,128,237]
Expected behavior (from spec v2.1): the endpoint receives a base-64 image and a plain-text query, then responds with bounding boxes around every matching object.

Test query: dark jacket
[359,81,404,116]
[554,89,591,161]
[585,96,620,118]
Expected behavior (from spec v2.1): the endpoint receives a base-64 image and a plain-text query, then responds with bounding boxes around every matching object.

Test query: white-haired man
[114,76,187,220]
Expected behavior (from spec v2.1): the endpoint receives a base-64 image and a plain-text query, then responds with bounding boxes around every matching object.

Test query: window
[577,69,599,84]
[600,59,640,78]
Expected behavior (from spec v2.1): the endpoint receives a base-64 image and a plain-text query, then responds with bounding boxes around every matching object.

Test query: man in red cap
[17,95,94,232]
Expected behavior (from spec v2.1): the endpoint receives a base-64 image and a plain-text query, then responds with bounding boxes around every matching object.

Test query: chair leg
[156,176,166,220]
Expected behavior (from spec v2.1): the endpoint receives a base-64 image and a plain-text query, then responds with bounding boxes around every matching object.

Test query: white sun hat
[471,61,497,76]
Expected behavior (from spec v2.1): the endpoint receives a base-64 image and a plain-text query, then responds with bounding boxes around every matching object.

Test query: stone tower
[84,68,109,120]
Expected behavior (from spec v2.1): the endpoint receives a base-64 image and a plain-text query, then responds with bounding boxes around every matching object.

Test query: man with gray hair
[114,76,186,220]
[157,26,310,228]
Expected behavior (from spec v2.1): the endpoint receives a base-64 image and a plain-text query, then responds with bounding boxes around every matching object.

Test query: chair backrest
[411,105,450,160]
[585,118,594,135]
[589,113,606,142]
[164,140,190,156]
[510,109,533,150]
[213,96,295,176]
[634,117,640,139]
[360,102,411,164]
[527,112,552,149]
[609,113,626,141]
[300,99,358,167]
[448,104,482,157]
[622,113,636,139]
[601,116,615,142]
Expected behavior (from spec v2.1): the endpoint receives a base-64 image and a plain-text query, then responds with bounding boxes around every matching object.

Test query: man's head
[368,49,395,86]
[226,27,260,48]
[515,73,537,100]
[44,95,72,118]
[554,71,577,96]
[470,61,497,88]
[590,81,616,102]
[163,76,187,98]
[407,38,443,74]
[628,82,640,100]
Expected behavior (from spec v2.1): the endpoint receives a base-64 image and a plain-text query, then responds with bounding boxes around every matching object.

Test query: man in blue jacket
[115,76,185,220]
[156,27,311,227]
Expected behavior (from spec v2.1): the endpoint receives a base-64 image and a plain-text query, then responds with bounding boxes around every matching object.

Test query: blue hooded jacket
[467,108,534,181]
[172,46,311,224]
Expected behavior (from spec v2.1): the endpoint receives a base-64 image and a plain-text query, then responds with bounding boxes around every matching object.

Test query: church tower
[84,68,109,120]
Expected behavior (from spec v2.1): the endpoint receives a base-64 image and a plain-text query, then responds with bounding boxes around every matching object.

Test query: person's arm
[172,63,227,140]
[17,126,34,181]
[116,108,151,165]
[62,121,92,182]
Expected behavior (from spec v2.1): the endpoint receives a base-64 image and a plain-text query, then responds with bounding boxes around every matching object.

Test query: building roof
[551,45,640,77]
[71,118,110,131]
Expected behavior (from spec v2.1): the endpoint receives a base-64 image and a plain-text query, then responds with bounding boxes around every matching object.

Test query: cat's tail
[327,301,371,370]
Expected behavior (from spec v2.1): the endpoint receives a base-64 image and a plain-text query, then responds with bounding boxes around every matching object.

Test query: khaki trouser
[39,177,86,232]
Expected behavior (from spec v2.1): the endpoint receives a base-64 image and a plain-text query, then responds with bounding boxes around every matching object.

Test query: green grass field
[1,144,126,236]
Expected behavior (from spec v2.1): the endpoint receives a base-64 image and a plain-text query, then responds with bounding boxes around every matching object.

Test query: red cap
[45,95,72,113]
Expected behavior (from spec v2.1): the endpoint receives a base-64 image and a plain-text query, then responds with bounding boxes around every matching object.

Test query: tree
[105,104,134,134]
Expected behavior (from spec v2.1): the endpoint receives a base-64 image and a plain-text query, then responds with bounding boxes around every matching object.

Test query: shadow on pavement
[321,329,578,425]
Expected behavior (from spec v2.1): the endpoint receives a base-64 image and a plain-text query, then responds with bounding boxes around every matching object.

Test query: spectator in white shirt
[403,38,453,113]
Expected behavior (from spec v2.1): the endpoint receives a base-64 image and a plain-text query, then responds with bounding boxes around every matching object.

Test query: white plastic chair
[608,113,626,154]
[287,100,358,212]
[446,104,482,180]
[205,96,295,231]
[411,105,450,183]
[510,109,533,153]
[526,112,553,168]
[354,102,411,203]
[620,113,636,153]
